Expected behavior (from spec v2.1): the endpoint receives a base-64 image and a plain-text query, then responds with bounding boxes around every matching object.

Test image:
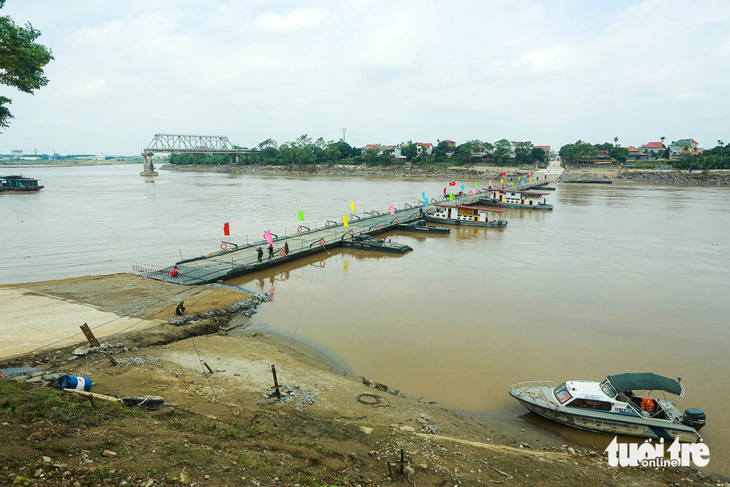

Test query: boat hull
[509,391,701,442]
[478,198,553,210]
[424,216,507,228]
[340,240,412,254]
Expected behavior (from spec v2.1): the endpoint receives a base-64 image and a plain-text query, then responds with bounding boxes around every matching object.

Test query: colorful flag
[298,210,304,221]
[390,204,395,214]
[450,193,454,200]
[223,222,230,236]
[475,182,479,188]
[264,230,273,245]
[461,184,464,191]
[342,215,349,227]
[449,181,456,186]
[350,202,355,211]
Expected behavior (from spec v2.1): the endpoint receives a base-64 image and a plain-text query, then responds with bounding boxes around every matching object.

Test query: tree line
[558,140,729,169]
[168,136,548,167]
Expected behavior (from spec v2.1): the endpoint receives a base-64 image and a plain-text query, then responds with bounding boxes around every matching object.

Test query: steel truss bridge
[140,134,250,175]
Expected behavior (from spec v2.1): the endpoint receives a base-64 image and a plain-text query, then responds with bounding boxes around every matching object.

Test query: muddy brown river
[2,165,728,476]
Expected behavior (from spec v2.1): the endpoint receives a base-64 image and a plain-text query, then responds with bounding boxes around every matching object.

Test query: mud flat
[0,274,724,486]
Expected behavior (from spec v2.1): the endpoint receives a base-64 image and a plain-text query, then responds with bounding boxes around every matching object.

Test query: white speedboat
[509,373,705,442]
[424,204,507,227]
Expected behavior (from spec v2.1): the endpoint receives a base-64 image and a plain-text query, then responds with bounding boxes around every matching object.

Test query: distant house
[640,142,665,155]
[670,139,699,158]
[416,142,433,156]
[594,150,610,158]
[441,139,456,146]
[627,146,647,161]
[364,144,380,153]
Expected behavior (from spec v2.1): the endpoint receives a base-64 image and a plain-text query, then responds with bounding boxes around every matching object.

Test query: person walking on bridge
[268,244,274,260]
[284,242,289,255]
[257,247,263,262]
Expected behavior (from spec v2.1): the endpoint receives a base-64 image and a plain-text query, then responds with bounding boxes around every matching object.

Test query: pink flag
[389,205,395,214]
[264,230,273,244]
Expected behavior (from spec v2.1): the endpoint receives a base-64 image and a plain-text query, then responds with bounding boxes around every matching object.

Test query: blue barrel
[58,375,92,392]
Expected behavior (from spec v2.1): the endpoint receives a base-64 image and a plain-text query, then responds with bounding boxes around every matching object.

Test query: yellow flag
[350,201,355,211]
[342,215,349,227]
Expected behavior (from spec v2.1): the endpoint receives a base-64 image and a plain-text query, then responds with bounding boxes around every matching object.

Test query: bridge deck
[138,181,546,285]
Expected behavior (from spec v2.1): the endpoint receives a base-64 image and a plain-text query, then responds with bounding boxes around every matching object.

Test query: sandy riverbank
[163,162,730,185]
[1,274,724,486]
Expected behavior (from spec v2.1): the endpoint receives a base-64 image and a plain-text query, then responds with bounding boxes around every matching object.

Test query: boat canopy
[607,373,682,395]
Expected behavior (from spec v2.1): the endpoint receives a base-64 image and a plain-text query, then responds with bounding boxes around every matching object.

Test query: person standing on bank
[268,244,274,260]
[284,242,289,255]
[175,300,186,315]
[257,247,263,262]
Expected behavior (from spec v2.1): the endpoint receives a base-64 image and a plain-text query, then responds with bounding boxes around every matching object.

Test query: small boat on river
[397,220,450,234]
[0,175,44,192]
[509,373,706,442]
[341,234,412,254]
[424,204,507,227]
[478,189,552,210]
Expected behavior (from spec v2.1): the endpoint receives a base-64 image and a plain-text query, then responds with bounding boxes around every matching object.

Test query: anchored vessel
[397,220,450,234]
[340,234,412,254]
[478,189,552,210]
[509,373,706,442]
[424,204,507,227]
[0,175,44,192]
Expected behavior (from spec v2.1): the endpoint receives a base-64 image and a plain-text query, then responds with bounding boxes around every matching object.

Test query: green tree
[493,139,511,160]
[515,141,533,163]
[0,0,54,130]
[433,140,452,162]
[530,147,546,163]
[401,142,417,161]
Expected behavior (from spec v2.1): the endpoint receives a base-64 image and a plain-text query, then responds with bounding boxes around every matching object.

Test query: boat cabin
[432,204,503,223]
[0,175,43,190]
[553,375,683,421]
[490,189,549,206]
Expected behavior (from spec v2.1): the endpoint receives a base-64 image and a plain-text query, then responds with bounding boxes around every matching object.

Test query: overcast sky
[1,0,728,156]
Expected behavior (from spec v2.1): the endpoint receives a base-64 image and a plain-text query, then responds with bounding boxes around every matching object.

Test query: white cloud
[1,0,729,154]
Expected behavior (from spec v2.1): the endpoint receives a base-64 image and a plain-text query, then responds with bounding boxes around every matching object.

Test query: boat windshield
[601,380,617,398]
[554,383,572,404]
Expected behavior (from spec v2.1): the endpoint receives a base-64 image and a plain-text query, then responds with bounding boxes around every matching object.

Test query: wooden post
[80,323,118,365]
[271,364,281,399]
[79,323,100,347]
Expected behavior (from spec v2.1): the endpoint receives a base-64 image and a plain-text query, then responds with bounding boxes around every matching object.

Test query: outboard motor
[682,408,706,431]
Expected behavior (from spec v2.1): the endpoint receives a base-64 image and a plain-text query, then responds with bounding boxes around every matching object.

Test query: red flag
[223,222,230,236]
[443,187,447,194]
[500,172,506,176]
[449,181,456,186]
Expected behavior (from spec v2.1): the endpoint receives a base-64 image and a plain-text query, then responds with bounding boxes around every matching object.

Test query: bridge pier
[229,153,238,164]
[140,151,159,177]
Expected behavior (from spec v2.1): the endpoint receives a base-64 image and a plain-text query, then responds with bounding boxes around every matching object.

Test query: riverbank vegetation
[559,140,730,169]
[167,135,548,167]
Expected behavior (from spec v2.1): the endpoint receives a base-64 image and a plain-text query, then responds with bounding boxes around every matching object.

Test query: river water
[1,165,728,476]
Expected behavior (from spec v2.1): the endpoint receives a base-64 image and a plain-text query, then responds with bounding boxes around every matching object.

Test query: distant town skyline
[1,0,728,156]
